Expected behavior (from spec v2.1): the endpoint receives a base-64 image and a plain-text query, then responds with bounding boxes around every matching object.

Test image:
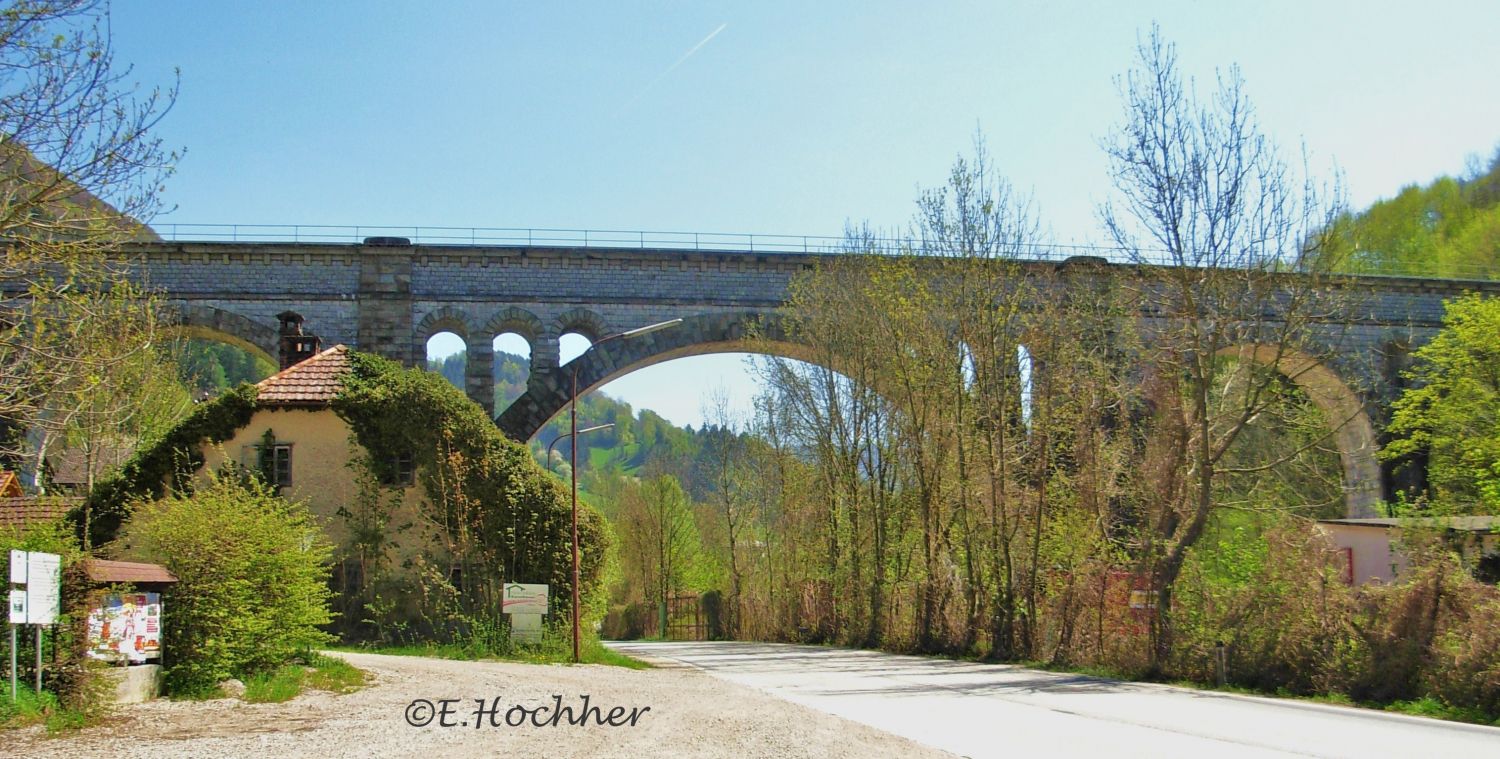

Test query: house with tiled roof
[192,344,428,581]
[200,343,414,514]
[0,496,78,531]
[0,469,81,532]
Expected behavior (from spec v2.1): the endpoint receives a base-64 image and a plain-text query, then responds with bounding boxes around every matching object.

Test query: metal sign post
[8,550,60,699]
[8,550,25,701]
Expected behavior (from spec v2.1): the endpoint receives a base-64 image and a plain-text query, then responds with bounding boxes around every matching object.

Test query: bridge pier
[529,333,560,391]
[465,333,494,416]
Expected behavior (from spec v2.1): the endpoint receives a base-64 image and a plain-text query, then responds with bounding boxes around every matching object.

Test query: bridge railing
[149,223,1500,280]
[153,222,1134,261]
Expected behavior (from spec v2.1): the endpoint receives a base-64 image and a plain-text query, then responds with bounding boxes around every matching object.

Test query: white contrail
[614,23,728,117]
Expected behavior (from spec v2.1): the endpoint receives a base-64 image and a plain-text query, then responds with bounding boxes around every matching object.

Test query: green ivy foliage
[114,474,334,696]
[81,384,260,547]
[332,351,609,633]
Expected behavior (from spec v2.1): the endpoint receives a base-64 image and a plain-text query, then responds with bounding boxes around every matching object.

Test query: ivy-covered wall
[83,384,259,547]
[81,351,609,644]
[332,352,609,641]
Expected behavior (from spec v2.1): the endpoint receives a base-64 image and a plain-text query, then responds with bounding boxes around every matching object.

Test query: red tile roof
[255,344,352,407]
[83,559,178,585]
[0,497,77,529]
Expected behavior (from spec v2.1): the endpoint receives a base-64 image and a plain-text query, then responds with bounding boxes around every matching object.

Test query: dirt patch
[9,651,956,758]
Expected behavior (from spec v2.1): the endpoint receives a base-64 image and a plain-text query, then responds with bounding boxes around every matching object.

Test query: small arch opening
[1017,344,1034,428]
[426,331,466,391]
[559,332,593,366]
[958,341,977,389]
[493,332,532,411]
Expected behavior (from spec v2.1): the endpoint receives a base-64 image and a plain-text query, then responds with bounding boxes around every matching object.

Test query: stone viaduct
[125,239,1500,518]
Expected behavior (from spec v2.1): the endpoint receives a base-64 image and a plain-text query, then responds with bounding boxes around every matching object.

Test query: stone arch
[414,305,474,368]
[485,307,544,417]
[415,306,473,341]
[416,306,487,407]
[170,304,279,367]
[552,308,609,342]
[1219,344,1382,518]
[496,311,816,439]
[484,306,544,344]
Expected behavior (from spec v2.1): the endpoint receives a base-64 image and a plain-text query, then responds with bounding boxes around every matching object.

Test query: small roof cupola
[277,311,322,370]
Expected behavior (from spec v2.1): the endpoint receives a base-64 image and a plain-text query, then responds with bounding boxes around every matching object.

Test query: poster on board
[86,593,162,663]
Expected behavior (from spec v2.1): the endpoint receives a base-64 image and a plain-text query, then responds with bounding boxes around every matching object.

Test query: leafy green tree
[114,474,334,695]
[1384,294,1500,513]
[615,474,707,619]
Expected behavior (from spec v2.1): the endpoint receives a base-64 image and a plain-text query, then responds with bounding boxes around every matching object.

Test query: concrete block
[101,663,163,704]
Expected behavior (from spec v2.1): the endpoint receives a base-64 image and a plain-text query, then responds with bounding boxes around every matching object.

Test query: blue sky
[111,1,1500,429]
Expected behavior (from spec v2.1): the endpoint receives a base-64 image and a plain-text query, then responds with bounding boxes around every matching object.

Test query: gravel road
[6,651,956,758]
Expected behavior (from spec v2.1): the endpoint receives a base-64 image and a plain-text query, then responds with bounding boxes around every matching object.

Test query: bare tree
[1099,25,1349,668]
[0,0,178,476]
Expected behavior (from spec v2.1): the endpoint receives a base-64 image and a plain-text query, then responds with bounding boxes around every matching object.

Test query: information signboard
[24,552,59,625]
[502,583,549,615]
[7,550,60,625]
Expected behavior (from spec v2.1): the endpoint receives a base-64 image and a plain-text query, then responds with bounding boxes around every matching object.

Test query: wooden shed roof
[83,559,177,584]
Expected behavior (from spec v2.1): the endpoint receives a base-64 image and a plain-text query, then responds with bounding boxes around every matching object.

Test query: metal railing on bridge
[153,222,1138,261]
[150,223,1500,280]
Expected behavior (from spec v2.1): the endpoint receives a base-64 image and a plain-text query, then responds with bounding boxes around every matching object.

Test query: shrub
[112,474,334,696]
[83,384,259,548]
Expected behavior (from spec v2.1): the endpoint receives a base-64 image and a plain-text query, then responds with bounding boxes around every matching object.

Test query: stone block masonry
[119,240,1500,518]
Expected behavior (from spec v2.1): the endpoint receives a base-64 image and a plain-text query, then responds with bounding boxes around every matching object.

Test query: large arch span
[495,311,814,441]
[498,316,1383,519]
[1217,344,1381,518]
[169,304,280,367]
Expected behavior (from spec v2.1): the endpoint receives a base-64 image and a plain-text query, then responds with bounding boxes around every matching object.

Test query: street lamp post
[547,423,614,472]
[569,317,681,662]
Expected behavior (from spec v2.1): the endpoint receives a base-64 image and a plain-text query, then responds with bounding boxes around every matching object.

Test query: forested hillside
[176,339,276,393]
[1332,148,1500,278]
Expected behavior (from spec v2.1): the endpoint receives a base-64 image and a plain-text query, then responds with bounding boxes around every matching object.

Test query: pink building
[1317,516,1500,585]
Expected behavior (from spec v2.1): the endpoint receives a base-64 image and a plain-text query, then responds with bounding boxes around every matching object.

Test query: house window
[259,443,293,489]
[380,452,415,487]
[246,430,292,490]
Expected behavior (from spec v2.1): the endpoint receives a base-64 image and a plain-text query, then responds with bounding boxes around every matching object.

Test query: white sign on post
[502,583,549,615]
[8,550,24,584]
[7,551,61,626]
[503,583,548,644]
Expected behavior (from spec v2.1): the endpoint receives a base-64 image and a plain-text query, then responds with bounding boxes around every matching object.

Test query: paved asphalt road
[607,640,1500,758]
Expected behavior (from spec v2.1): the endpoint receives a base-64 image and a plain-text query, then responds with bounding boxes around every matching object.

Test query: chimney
[277,311,321,369]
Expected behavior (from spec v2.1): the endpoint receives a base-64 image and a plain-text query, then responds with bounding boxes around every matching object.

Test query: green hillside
[1331,147,1500,278]
[424,350,723,499]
